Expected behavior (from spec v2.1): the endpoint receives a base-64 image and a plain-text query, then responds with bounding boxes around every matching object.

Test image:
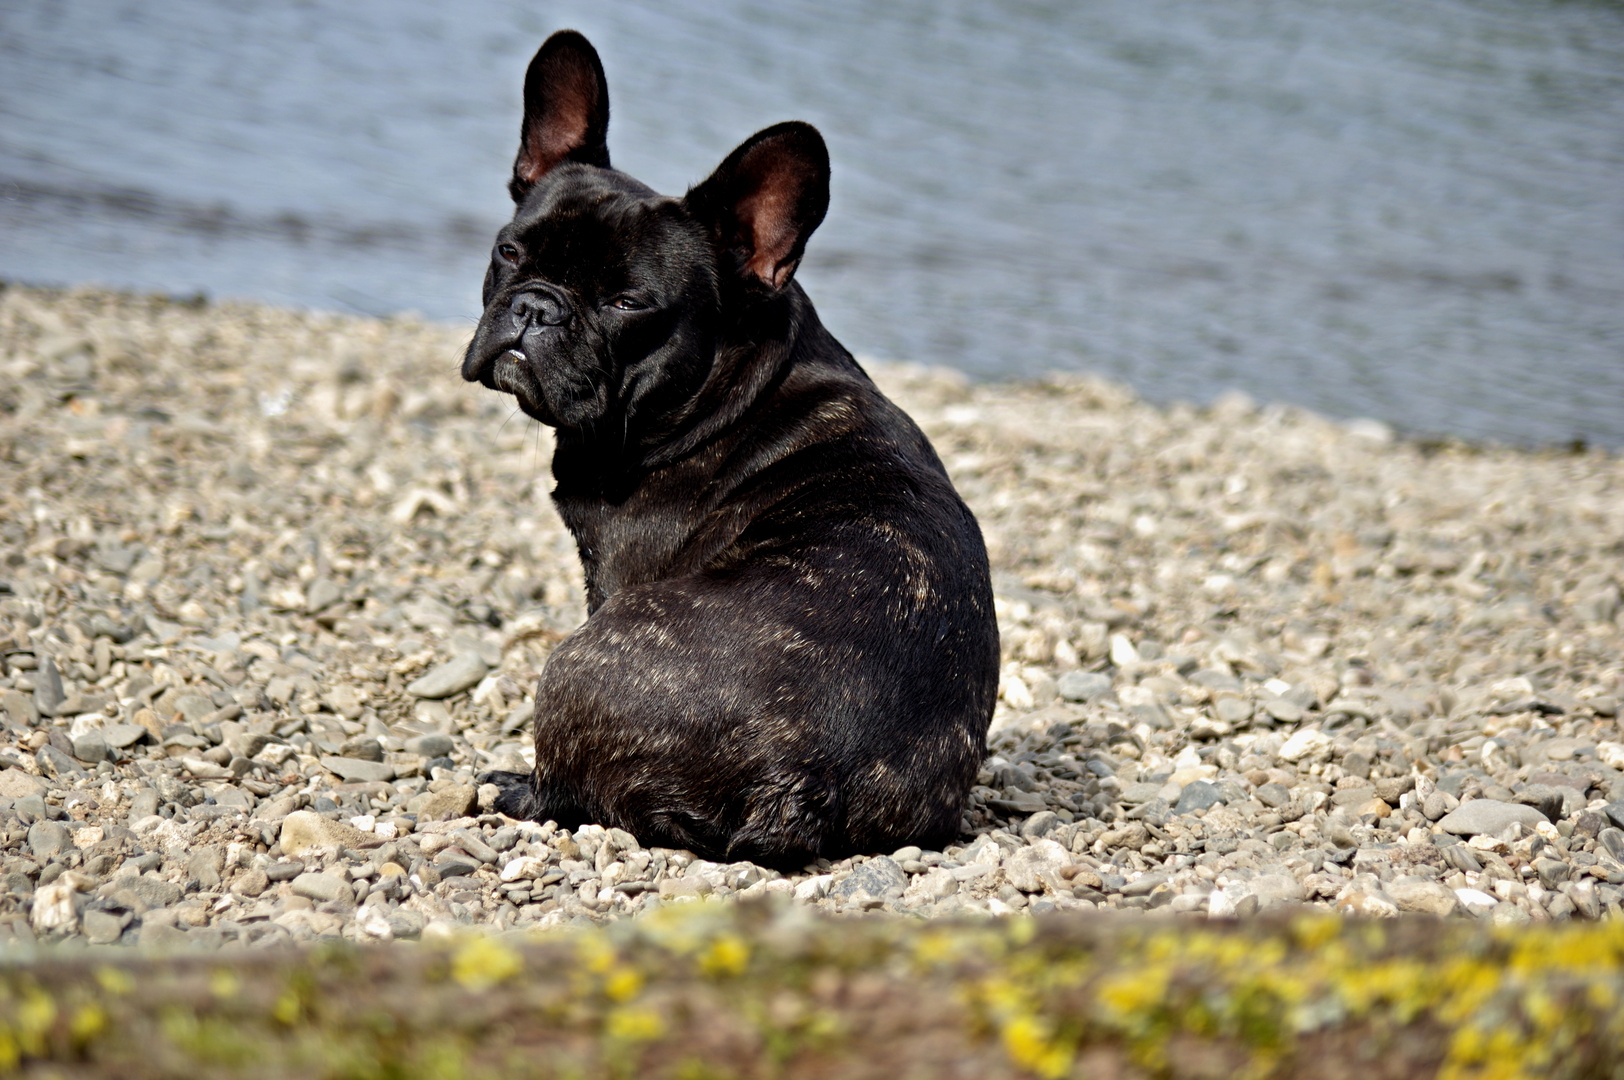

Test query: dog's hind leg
[723,767,842,869]
[475,769,541,820]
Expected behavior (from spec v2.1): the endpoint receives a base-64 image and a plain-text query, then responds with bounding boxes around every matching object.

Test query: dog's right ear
[509,30,610,203]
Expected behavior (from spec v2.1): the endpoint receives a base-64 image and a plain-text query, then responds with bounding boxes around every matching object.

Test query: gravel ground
[1,283,1622,951]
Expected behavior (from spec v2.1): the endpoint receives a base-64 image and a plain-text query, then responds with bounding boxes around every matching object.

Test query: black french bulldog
[462,30,998,867]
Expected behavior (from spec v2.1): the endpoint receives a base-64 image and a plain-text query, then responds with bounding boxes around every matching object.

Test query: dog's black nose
[510,286,571,328]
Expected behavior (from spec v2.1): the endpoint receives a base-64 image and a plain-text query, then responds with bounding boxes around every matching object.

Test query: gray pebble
[1255,783,1292,809]
[27,819,73,862]
[831,856,907,901]
[407,654,490,700]
[1174,780,1224,815]
[1259,696,1304,723]
[1056,671,1113,703]
[264,859,306,882]
[82,908,130,945]
[32,656,65,717]
[71,731,109,764]
[404,733,455,758]
[1435,799,1549,838]
[101,723,149,749]
[291,871,352,903]
[320,756,396,783]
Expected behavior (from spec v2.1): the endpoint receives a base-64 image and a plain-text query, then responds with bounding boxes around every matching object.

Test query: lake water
[3,0,1622,447]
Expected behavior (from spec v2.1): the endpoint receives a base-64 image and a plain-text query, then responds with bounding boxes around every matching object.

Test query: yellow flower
[605,1006,666,1042]
[452,936,523,991]
[699,935,750,978]
[1001,1014,1071,1079]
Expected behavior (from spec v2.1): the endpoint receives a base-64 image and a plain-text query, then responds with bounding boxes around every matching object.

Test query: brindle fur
[461,30,998,867]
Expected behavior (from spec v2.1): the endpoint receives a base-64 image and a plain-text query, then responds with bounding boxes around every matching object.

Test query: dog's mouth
[464,341,550,421]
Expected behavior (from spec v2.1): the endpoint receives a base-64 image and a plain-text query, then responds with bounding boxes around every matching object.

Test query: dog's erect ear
[685,122,830,291]
[509,30,610,202]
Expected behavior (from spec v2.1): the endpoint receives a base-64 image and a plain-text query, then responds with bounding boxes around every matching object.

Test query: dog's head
[462,30,830,436]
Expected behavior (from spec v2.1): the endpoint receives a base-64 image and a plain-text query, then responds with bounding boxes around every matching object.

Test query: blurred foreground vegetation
[1,902,1621,1079]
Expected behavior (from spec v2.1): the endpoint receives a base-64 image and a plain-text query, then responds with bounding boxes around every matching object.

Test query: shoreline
[0,283,1621,948]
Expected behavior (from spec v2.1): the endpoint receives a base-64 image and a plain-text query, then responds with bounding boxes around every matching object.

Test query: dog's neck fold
[555,282,814,485]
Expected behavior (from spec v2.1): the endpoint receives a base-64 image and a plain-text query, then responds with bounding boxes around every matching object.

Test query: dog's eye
[609,296,645,312]
[496,243,520,263]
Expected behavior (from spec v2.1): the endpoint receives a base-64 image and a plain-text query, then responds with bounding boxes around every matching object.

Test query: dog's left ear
[510,30,611,202]
[685,122,829,291]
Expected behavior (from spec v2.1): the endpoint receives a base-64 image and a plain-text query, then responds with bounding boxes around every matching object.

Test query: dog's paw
[477,769,539,819]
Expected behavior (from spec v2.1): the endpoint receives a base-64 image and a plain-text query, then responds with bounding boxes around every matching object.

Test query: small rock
[28,819,73,862]
[904,868,959,904]
[233,868,269,897]
[1435,800,1549,838]
[125,875,182,909]
[291,871,351,903]
[2,688,40,726]
[33,656,65,717]
[0,769,48,800]
[416,785,477,822]
[1533,858,1570,890]
[1491,902,1532,928]
[1056,671,1113,703]
[279,810,374,856]
[1454,888,1498,915]
[1208,698,1249,728]
[187,847,224,890]
[71,730,109,763]
[1277,728,1331,763]
[37,744,84,778]
[435,853,481,878]
[325,686,368,720]
[1255,783,1292,810]
[320,756,395,783]
[1386,877,1461,917]
[1373,776,1415,803]
[1599,828,1624,863]
[100,723,149,749]
[82,908,129,945]
[830,856,907,901]
[264,859,306,883]
[1174,780,1224,815]
[305,577,343,614]
[31,876,82,934]
[1336,888,1398,918]
[1004,839,1070,892]
[406,653,490,699]
[1018,812,1060,839]
[1260,696,1305,724]
[404,733,455,758]
[181,756,231,780]
[1122,871,1170,898]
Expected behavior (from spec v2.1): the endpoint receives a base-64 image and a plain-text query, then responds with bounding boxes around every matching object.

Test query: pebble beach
[2,283,1622,951]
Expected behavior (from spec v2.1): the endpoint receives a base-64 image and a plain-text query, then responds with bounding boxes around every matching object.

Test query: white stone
[1277,728,1333,763]
[793,874,832,902]
[1455,888,1499,913]
[1003,838,1070,893]
[903,868,960,904]
[1109,634,1139,666]
[357,904,394,941]
[31,877,83,934]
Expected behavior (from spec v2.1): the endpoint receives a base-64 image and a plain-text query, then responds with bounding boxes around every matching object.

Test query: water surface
[3,0,1621,446]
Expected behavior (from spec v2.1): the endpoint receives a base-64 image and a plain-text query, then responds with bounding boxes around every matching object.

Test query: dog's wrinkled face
[462,168,716,431]
[462,30,829,437]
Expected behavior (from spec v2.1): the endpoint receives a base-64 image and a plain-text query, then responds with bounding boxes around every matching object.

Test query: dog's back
[532,287,997,864]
